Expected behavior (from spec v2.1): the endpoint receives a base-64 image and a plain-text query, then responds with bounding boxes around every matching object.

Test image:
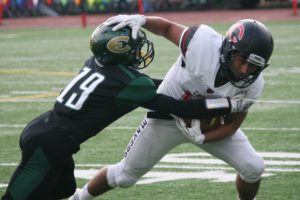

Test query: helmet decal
[227,22,245,43]
[107,36,131,54]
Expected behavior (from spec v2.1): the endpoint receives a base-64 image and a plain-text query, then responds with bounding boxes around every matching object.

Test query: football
[184,116,224,133]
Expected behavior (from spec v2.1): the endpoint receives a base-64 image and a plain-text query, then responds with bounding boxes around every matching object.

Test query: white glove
[229,95,254,113]
[176,118,205,145]
[104,14,146,39]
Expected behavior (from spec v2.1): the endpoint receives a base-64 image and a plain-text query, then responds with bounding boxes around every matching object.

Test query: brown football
[184,117,223,133]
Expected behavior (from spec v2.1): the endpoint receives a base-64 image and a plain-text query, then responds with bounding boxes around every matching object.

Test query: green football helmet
[90,24,154,69]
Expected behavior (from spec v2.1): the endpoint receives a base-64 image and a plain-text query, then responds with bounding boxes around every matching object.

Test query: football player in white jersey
[69,15,273,200]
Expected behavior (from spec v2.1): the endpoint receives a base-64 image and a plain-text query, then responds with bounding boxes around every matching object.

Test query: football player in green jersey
[2,24,246,200]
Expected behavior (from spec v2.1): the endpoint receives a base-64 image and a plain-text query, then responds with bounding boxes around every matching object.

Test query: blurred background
[0,0,298,19]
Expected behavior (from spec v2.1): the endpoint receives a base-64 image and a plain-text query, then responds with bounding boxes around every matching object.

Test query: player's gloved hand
[176,118,205,145]
[104,14,146,39]
[229,95,253,113]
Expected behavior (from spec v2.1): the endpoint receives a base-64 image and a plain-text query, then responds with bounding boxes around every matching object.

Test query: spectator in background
[79,0,87,13]
[1,0,9,18]
[98,0,113,13]
[9,0,18,17]
[117,0,129,13]
[143,0,153,12]
[152,0,171,11]
[128,0,152,13]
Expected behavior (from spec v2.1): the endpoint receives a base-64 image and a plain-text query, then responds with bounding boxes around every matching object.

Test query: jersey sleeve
[179,26,199,57]
[117,76,157,103]
[237,75,264,112]
[247,75,264,100]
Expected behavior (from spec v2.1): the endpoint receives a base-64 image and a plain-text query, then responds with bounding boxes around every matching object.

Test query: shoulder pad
[180,26,199,56]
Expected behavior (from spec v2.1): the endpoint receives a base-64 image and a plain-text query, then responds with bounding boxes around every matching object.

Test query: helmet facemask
[134,35,155,69]
[220,45,268,88]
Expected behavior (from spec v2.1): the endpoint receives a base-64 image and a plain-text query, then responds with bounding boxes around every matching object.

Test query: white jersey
[106,26,266,191]
[157,25,264,108]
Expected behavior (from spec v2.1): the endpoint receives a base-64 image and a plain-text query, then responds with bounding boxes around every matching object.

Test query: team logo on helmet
[107,36,131,54]
[227,22,245,43]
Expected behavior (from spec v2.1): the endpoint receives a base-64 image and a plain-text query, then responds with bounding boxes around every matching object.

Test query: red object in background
[81,12,86,28]
[74,0,80,7]
[293,0,298,16]
[138,0,144,14]
[47,0,52,6]
[0,1,3,25]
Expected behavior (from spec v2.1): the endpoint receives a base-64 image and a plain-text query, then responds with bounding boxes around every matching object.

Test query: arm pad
[142,94,231,119]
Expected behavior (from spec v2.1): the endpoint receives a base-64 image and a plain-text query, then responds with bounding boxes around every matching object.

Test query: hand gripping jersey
[157,25,264,106]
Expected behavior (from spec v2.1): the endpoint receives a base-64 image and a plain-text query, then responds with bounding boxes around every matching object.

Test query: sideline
[1,9,299,30]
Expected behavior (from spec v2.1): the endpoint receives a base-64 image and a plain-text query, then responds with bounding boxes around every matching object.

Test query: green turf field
[0,21,300,199]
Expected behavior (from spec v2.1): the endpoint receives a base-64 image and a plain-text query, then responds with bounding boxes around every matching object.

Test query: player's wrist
[205,98,230,110]
[196,132,205,144]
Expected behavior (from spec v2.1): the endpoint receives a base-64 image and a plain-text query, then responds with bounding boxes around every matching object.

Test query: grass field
[0,20,300,199]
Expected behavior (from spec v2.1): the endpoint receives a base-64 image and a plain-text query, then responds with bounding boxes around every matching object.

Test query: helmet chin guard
[220,19,274,88]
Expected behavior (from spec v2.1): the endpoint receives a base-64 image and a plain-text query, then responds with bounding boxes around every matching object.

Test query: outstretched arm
[142,94,231,119]
[103,14,186,47]
[142,92,250,119]
[144,16,186,46]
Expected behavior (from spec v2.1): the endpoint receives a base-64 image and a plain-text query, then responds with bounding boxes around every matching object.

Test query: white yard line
[1,151,300,187]
[0,81,66,85]
[242,127,300,131]
[2,152,300,167]
[10,91,55,94]
[0,124,299,132]
[0,100,54,103]
[166,152,300,158]
[256,99,300,104]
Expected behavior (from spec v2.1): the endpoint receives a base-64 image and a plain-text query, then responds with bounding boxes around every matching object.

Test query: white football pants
[107,117,265,188]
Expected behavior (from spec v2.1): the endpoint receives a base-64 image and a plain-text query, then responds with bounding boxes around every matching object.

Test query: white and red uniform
[107,25,265,188]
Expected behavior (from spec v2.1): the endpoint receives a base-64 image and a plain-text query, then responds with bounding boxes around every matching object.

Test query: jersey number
[56,67,105,110]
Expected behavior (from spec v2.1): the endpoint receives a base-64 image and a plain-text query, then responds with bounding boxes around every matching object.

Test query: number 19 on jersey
[56,67,105,110]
